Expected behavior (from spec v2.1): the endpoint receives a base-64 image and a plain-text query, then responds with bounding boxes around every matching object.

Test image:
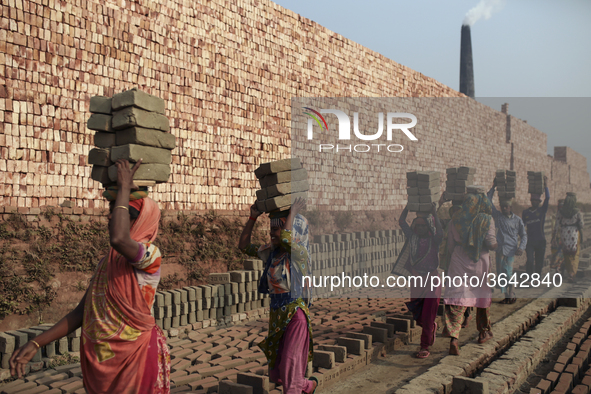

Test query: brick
[89,96,112,114]
[114,126,176,150]
[112,106,170,131]
[337,337,364,355]
[88,148,112,166]
[87,113,113,132]
[452,376,488,394]
[362,326,387,343]
[313,350,335,369]
[318,345,347,363]
[91,165,110,184]
[0,332,15,353]
[110,144,172,165]
[107,163,171,183]
[209,273,231,285]
[237,372,270,394]
[218,381,253,394]
[345,332,372,349]
[112,88,165,114]
[254,158,302,179]
[261,180,309,199]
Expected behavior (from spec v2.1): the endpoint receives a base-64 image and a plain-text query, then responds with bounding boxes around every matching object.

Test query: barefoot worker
[10,159,171,394]
[239,197,318,394]
[392,202,443,359]
[443,189,497,355]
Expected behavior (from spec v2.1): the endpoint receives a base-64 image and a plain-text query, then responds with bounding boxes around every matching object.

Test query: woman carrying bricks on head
[238,197,318,394]
[442,190,497,355]
[9,159,171,394]
[556,192,585,283]
[392,201,443,359]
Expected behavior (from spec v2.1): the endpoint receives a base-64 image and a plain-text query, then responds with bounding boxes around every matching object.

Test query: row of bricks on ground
[533,317,591,394]
[0,298,413,393]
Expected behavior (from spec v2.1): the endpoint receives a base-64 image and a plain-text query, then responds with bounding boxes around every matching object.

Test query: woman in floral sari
[10,159,171,393]
[239,197,317,394]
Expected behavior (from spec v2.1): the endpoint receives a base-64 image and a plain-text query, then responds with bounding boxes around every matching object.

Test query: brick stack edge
[0,0,589,212]
[254,158,309,213]
[88,88,175,186]
[406,171,440,213]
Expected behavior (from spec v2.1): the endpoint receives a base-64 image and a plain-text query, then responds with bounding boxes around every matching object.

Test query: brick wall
[0,0,590,211]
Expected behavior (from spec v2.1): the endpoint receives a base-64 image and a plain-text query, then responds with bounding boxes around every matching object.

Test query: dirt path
[320,291,541,394]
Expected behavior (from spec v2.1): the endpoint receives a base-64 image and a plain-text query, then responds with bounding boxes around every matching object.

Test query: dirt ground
[320,290,543,394]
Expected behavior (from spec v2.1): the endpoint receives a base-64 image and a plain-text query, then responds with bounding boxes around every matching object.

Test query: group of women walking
[6,159,585,391]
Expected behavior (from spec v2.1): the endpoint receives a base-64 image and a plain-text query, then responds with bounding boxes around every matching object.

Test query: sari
[81,197,170,394]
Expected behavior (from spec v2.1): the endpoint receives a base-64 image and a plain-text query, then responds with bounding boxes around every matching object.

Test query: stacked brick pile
[311,229,407,298]
[495,169,517,202]
[406,171,441,212]
[153,262,271,331]
[445,167,476,203]
[88,88,175,187]
[254,158,308,213]
[528,171,545,195]
[0,326,82,381]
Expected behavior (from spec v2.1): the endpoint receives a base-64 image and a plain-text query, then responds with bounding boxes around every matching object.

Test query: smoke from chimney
[460,25,475,98]
[463,0,506,27]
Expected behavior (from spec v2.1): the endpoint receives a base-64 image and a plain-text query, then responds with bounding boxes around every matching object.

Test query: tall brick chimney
[460,25,475,98]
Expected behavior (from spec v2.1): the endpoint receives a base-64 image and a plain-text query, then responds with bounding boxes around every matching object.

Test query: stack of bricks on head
[406,171,440,215]
[496,169,517,203]
[87,88,176,188]
[446,166,477,204]
[528,171,545,195]
[254,158,309,213]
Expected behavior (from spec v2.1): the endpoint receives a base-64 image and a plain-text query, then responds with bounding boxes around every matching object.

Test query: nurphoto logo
[303,107,418,153]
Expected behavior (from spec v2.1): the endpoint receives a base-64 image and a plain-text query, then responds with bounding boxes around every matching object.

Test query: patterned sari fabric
[443,305,490,339]
[452,193,493,262]
[242,213,314,373]
[81,197,170,394]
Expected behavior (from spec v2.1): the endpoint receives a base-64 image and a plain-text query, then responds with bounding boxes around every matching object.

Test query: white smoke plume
[463,0,506,26]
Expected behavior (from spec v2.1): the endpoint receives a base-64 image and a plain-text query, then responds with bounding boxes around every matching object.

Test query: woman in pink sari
[10,159,171,393]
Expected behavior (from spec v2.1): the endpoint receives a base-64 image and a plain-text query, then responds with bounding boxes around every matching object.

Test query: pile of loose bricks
[406,171,440,213]
[254,158,309,213]
[88,88,175,186]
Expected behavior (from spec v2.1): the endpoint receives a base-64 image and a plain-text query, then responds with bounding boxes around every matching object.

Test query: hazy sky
[272,0,591,173]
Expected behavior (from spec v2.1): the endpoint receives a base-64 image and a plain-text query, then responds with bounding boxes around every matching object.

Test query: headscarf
[560,193,578,219]
[103,186,149,201]
[408,215,437,267]
[452,193,493,262]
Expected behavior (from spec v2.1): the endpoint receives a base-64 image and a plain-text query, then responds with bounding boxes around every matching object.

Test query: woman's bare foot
[449,338,460,355]
[478,330,494,344]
